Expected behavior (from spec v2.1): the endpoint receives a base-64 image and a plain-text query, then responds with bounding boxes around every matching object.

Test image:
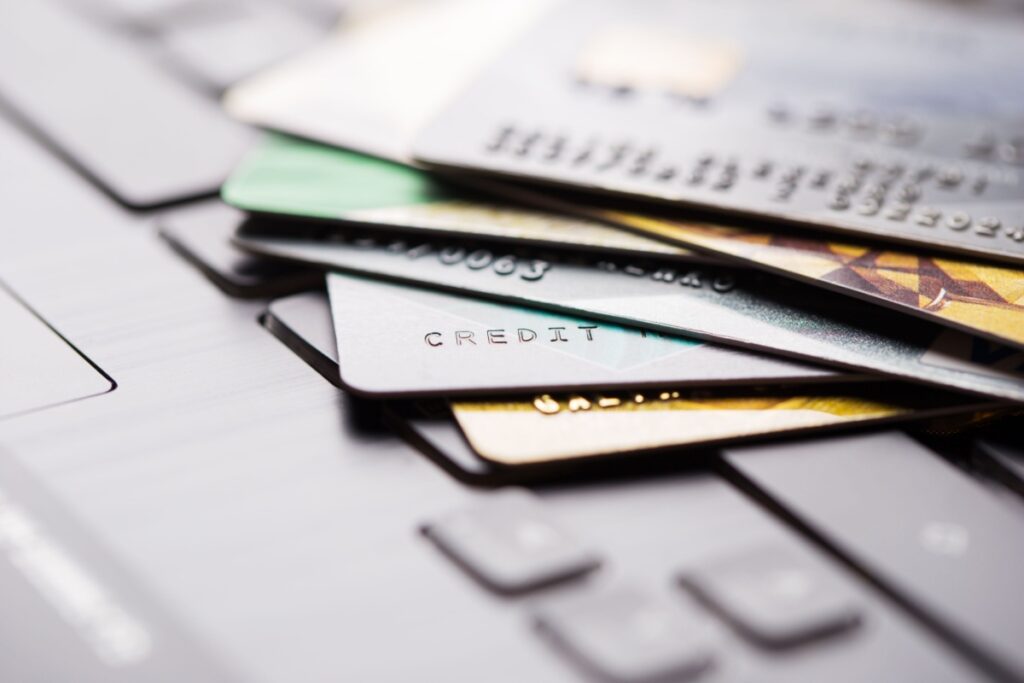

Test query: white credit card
[326,270,840,397]
[224,0,551,161]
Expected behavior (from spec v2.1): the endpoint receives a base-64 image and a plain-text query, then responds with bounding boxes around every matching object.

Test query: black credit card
[414,0,1024,264]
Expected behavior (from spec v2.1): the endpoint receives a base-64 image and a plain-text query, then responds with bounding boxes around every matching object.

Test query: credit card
[414,0,1024,264]
[234,224,1024,402]
[262,290,527,484]
[226,133,1024,352]
[261,287,996,470]
[452,388,993,465]
[600,208,1024,351]
[224,0,553,161]
[477,180,1024,351]
[267,290,953,477]
[222,133,696,260]
[328,271,838,397]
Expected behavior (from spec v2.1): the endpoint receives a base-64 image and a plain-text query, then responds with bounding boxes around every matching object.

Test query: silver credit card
[413,0,1024,264]
[235,226,1024,402]
[328,271,838,397]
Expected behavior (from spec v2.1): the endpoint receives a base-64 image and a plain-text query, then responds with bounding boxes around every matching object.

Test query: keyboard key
[420,489,600,595]
[263,291,339,381]
[725,431,1024,681]
[387,400,517,486]
[975,438,1024,486]
[159,3,327,91]
[286,0,350,24]
[678,544,861,649]
[534,585,715,683]
[78,0,194,28]
[159,202,320,298]
[0,0,253,208]
[973,437,1024,502]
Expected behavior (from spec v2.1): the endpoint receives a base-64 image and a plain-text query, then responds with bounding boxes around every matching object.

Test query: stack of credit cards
[201,0,1024,475]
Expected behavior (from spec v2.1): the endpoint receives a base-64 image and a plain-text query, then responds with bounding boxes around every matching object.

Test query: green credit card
[221,134,695,259]
[222,133,450,217]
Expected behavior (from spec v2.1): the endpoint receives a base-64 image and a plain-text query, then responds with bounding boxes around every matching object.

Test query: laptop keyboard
[1,1,1021,681]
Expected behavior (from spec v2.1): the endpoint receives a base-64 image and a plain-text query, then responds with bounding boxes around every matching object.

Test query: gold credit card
[598,210,1024,350]
[451,388,995,465]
